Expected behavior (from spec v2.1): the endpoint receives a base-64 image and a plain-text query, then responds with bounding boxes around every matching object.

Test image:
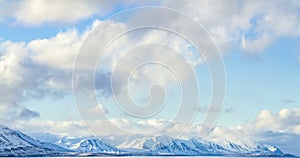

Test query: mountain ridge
[0,124,68,156]
[0,124,293,157]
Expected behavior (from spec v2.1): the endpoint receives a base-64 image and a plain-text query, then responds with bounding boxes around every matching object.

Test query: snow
[102,134,284,156]
[76,138,120,153]
[1,124,287,156]
[0,125,68,156]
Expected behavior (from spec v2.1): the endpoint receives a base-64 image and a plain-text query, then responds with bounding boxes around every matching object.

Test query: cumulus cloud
[1,1,299,115]
[0,40,54,112]
[6,108,300,141]
[7,118,196,137]
[162,0,300,54]
[0,0,152,26]
[254,109,300,135]
[0,19,129,108]
[28,29,81,70]
[15,0,102,25]
[204,109,300,142]
[1,0,300,55]
[10,120,89,137]
[0,18,204,122]
[0,0,297,53]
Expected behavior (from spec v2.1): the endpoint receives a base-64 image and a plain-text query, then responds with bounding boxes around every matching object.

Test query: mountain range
[0,124,292,157]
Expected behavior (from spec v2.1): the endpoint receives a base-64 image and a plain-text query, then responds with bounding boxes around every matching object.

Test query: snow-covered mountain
[29,132,121,153]
[122,135,231,155]
[149,136,231,155]
[35,132,286,156]
[0,125,68,156]
[3,124,289,156]
[76,138,121,153]
[104,135,284,156]
[28,132,86,150]
[210,138,284,156]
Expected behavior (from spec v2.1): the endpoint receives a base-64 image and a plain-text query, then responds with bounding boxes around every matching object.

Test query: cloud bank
[6,108,300,155]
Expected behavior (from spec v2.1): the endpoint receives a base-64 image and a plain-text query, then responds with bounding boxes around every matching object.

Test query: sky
[0,0,300,156]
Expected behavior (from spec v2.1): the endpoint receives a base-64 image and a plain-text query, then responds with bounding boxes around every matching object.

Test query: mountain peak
[0,124,68,156]
[76,138,120,153]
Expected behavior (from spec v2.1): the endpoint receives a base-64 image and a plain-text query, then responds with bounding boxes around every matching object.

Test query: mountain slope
[30,132,121,153]
[26,129,288,156]
[117,135,231,155]
[76,138,121,153]
[28,132,87,150]
[104,135,286,156]
[0,125,68,156]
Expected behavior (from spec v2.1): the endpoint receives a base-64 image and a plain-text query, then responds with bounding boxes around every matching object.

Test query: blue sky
[0,0,300,156]
[220,37,300,125]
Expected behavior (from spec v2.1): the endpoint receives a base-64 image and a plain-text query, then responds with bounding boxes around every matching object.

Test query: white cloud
[15,0,102,25]
[0,41,49,112]
[162,0,300,54]
[10,120,89,137]
[254,109,300,135]
[206,109,300,141]
[28,29,81,70]
[0,18,203,122]
[1,0,300,55]
[1,2,298,111]
[0,0,155,26]
[7,118,193,137]
[6,108,300,140]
